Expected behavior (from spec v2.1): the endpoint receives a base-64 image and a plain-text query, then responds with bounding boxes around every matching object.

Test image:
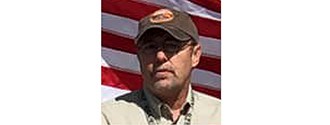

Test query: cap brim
[135,25,191,44]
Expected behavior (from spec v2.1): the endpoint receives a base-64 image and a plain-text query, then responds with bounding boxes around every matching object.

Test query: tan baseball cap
[135,8,199,44]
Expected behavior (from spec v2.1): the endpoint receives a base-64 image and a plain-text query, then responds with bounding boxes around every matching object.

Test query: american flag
[101,0,221,102]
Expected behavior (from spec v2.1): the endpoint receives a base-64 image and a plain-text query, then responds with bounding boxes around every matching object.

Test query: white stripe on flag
[101,12,138,38]
[102,85,131,102]
[102,57,110,67]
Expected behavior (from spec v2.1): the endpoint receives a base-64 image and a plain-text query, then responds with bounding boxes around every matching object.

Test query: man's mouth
[153,69,173,78]
[156,69,172,72]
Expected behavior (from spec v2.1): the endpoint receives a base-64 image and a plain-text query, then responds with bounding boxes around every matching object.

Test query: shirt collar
[143,85,194,118]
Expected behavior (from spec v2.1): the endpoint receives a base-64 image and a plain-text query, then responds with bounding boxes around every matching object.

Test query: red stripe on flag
[102,66,220,98]
[199,56,221,75]
[102,31,220,74]
[102,0,159,20]
[102,31,137,54]
[102,0,221,39]
[102,66,143,90]
[189,0,221,12]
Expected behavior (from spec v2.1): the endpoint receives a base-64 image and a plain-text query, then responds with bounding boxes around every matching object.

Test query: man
[102,8,221,125]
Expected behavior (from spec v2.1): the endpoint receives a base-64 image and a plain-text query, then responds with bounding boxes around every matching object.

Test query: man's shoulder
[192,91,221,115]
[193,90,221,105]
[192,91,221,124]
[101,90,148,125]
[102,89,144,109]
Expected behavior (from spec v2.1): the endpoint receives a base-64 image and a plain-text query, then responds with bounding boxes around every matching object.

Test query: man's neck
[156,84,189,121]
[144,82,191,121]
[160,87,188,110]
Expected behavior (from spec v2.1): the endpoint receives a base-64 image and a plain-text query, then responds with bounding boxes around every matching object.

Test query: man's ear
[192,44,202,67]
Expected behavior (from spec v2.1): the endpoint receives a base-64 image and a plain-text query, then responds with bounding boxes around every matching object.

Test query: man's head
[135,8,202,96]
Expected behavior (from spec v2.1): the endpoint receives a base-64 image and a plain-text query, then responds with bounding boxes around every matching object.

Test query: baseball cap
[135,8,199,45]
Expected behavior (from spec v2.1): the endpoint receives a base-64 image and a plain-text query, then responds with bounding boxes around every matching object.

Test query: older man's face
[137,30,201,95]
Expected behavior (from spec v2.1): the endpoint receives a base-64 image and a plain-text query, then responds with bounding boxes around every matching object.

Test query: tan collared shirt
[143,86,194,125]
[101,86,221,125]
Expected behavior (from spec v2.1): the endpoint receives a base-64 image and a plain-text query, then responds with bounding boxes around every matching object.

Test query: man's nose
[155,50,168,63]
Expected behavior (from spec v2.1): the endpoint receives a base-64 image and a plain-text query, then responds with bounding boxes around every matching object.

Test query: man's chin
[153,80,171,88]
[152,80,178,91]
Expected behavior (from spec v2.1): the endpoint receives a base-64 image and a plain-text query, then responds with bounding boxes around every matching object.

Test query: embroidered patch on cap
[149,9,174,23]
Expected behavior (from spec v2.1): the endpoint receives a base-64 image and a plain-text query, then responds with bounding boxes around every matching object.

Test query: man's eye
[144,44,157,49]
[141,44,158,52]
